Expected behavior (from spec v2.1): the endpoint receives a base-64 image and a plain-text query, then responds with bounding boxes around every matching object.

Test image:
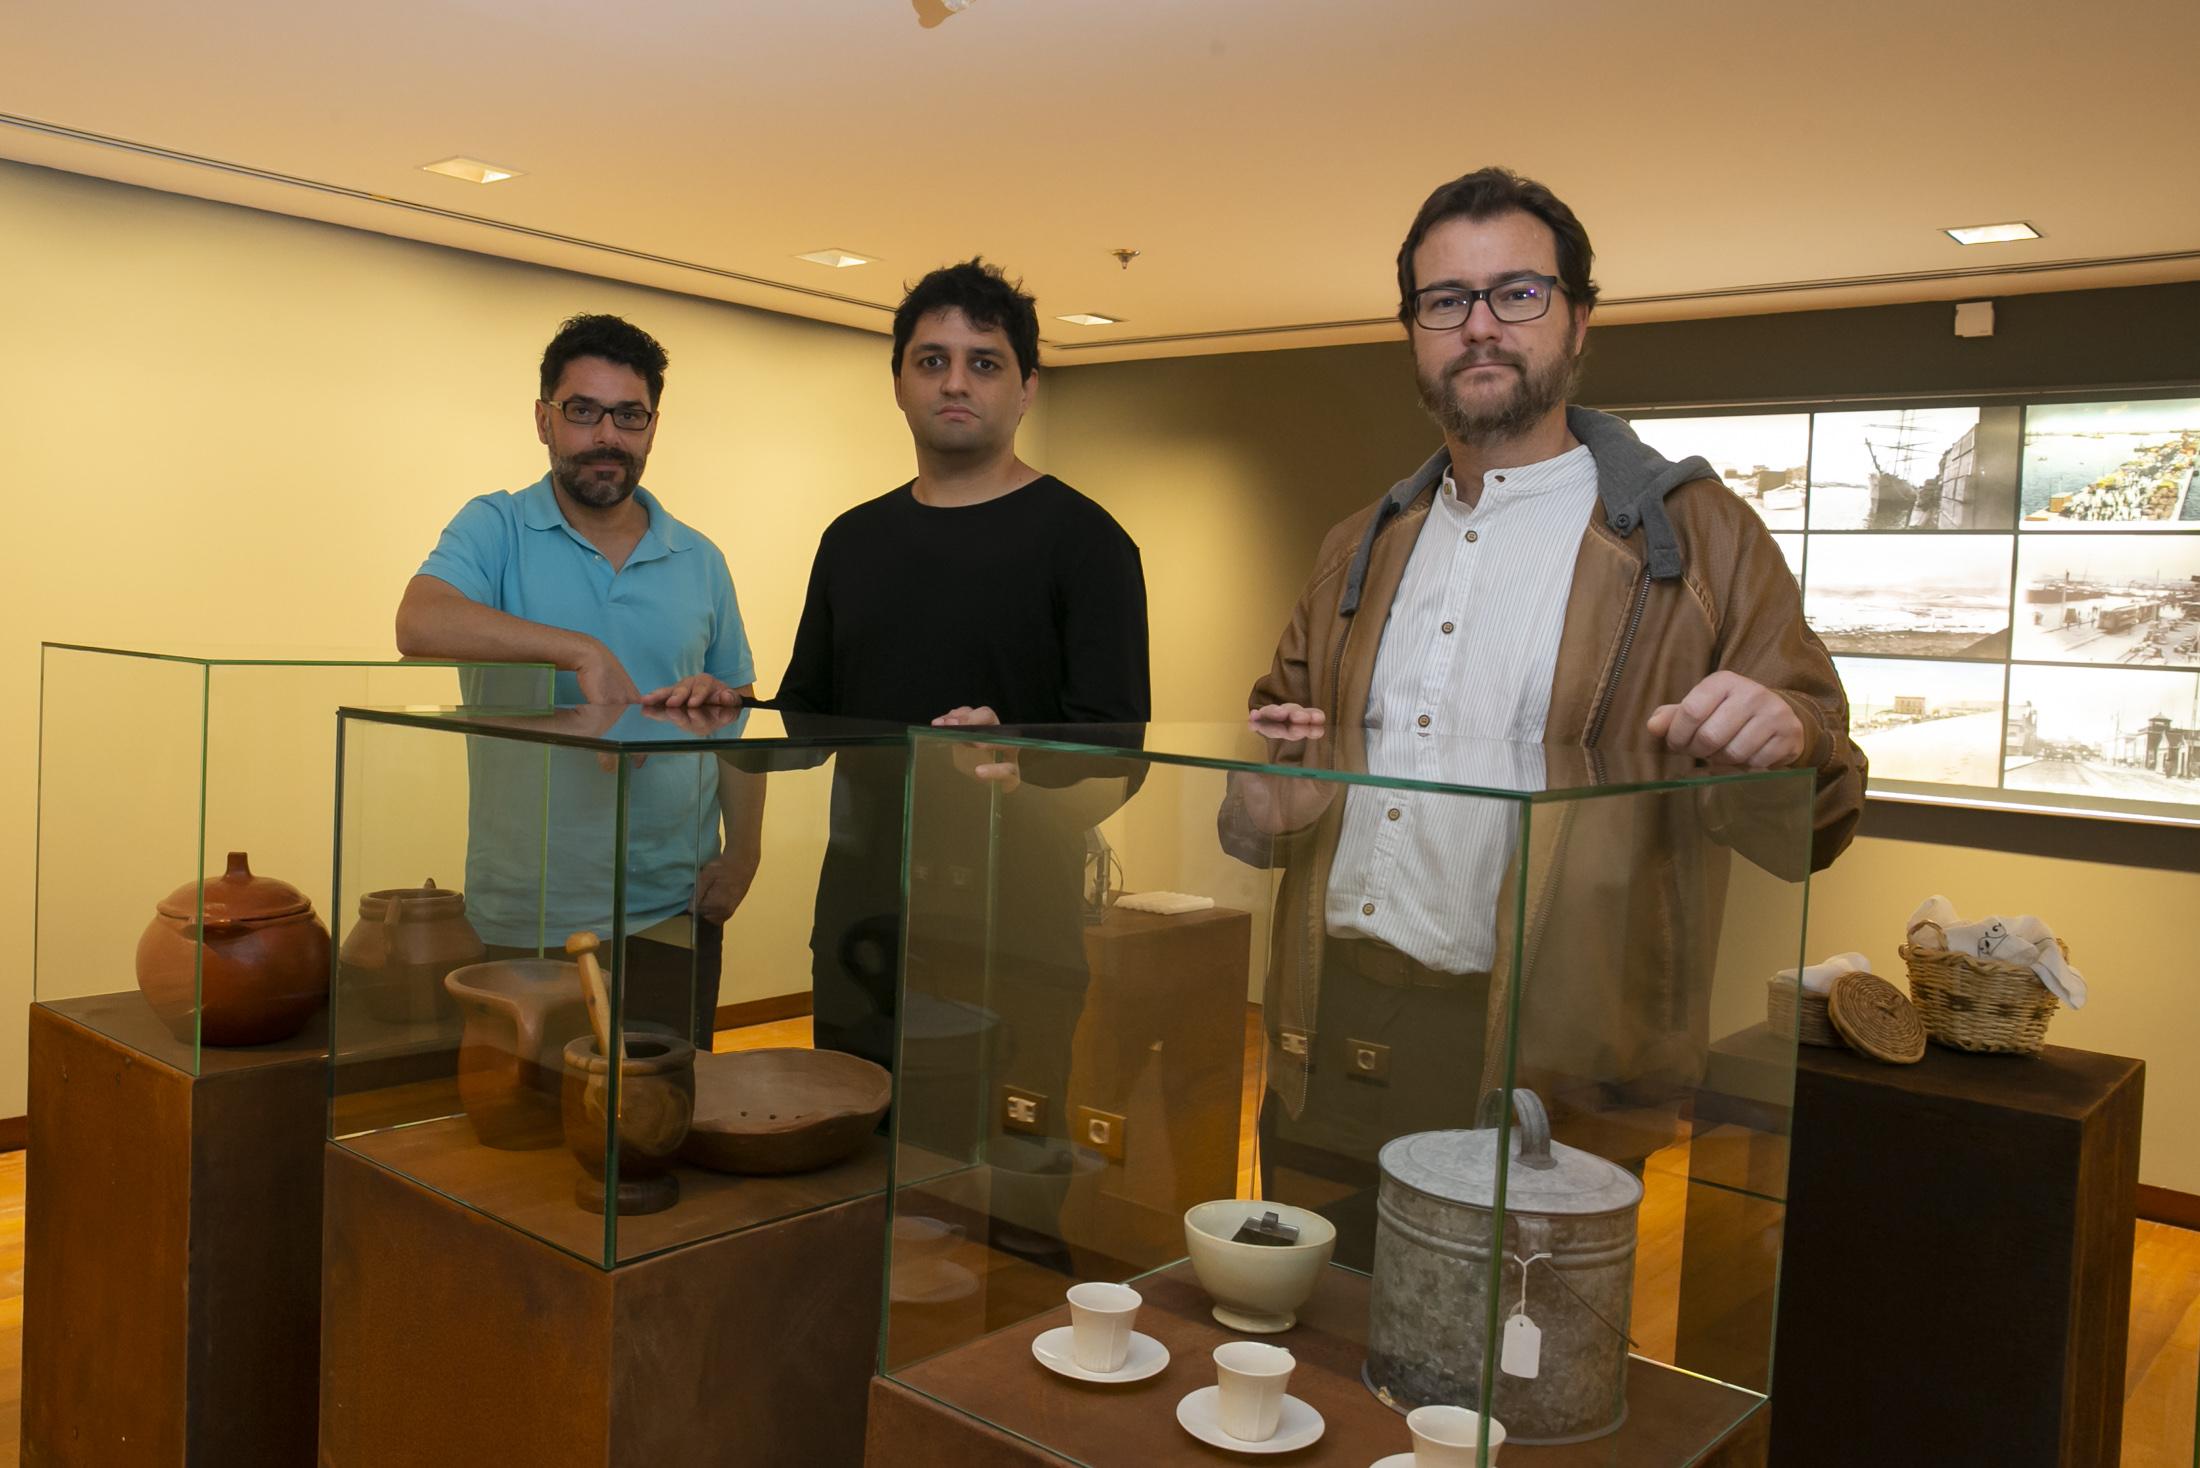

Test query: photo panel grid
[2020,397,2200,529]
[2013,532,2200,668]
[1772,532,1804,585]
[2003,665,2200,806]
[1834,656,2006,787]
[1624,413,1810,530]
[1807,406,2020,531]
[1803,533,2014,658]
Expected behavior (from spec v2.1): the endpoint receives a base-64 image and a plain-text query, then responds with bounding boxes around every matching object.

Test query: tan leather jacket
[1238,407,1866,1126]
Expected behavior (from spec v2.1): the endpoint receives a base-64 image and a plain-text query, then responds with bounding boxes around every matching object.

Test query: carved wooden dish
[680,1047,890,1175]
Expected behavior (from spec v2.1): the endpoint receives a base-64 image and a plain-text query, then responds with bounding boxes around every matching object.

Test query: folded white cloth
[1906,895,2087,1010]
[1774,951,1872,997]
[1113,890,1216,916]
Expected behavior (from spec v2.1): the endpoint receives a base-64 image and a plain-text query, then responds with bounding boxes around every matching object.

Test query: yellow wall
[0,158,974,1112]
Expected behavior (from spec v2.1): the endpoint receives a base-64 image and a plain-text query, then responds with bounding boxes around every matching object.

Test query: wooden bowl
[680,1048,890,1175]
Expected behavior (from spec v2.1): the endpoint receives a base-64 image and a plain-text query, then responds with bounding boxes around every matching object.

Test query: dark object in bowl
[681,1048,890,1175]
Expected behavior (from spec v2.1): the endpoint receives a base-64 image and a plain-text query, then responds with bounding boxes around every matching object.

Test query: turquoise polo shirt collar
[517,475,695,565]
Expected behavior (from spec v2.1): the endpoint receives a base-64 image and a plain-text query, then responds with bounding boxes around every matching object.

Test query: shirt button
[1416,714,1431,729]
[1386,807,1401,821]
[1441,621,1455,635]
[1464,529,1480,543]
[1362,901,1377,917]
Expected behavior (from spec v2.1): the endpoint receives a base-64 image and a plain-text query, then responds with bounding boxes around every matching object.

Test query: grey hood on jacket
[1339,406,1715,615]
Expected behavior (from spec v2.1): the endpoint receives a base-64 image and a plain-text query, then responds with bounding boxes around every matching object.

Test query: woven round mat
[1827,971,1927,1065]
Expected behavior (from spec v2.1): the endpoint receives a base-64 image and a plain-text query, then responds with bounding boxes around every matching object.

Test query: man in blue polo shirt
[396,313,757,1044]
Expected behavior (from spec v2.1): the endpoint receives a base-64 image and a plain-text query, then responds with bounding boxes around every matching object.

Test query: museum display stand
[1690,1027,2145,1467]
[870,724,1815,1468]
[23,645,549,1468]
[317,703,908,1467]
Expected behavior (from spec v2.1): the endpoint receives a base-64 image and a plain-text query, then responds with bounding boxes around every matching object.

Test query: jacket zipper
[1585,567,1652,748]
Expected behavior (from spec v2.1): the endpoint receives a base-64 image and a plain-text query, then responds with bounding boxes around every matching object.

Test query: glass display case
[32,643,552,1071]
[328,702,909,1269]
[880,722,1815,1467]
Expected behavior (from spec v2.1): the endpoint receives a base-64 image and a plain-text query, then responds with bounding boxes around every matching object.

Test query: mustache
[574,449,635,469]
[1444,350,1525,378]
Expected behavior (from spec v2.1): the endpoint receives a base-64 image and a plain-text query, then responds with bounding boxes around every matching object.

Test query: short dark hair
[1395,168,1600,326]
[539,314,670,406]
[891,259,1041,380]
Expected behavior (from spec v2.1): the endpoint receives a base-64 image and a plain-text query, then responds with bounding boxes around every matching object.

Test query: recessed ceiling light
[420,156,523,185]
[1943,221,2041,245]
[1056,313,1121,327]
[796,248,875,268]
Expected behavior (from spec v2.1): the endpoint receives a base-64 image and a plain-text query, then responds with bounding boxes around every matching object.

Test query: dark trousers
[485,914,724,1051]
[1258,944,1491,1272]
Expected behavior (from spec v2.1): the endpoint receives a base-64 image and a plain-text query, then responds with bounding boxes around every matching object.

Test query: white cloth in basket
[1773,951,1871,997]
[1907,895,2087,1010]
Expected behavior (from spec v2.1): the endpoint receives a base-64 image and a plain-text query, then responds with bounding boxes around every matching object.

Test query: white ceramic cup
[1407,1404,1506,1466]
[1065,1282,1141,1372]
[1212,1340,1295,1441]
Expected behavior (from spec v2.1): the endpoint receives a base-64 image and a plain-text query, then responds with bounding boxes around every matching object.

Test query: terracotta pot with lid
[135,851,333,1048]
[337,878,483,1027]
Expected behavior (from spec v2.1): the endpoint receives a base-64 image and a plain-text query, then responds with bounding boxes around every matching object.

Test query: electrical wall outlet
[1002,1085,1046,1135]
[1076,1106,1128,1161]
[1346,1038,1392,1084]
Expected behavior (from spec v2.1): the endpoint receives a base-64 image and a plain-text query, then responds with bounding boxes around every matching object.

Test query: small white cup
[1065,1282,1141,1373]
[1213,1340,1295,1441]
[1407,1404,1506,1466]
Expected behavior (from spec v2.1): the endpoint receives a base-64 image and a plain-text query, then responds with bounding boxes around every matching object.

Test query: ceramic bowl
[1183,1199,1337,1333]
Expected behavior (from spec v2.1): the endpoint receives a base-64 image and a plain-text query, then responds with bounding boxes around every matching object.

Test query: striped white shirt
[1325,443,1597,972]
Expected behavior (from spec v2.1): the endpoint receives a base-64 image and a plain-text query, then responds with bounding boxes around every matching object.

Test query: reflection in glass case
[881,724,1813,1467]
[32,644,553,1073]
[329,703,906,1268]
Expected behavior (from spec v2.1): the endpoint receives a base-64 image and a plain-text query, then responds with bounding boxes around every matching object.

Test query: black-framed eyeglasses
[1410,274,1565,329]
[543,397,656,431]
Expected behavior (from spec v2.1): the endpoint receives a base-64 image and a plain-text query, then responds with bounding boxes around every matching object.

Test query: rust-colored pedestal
[319,1141,889,1467]
[21,996,328,1467]
[868,1262,1768,1467]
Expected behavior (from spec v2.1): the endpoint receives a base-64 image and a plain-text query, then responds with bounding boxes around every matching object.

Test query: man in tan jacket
[1235,167,1865,1263]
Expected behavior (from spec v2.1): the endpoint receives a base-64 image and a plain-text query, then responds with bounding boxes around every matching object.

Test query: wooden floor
[1,1013,2194,1464]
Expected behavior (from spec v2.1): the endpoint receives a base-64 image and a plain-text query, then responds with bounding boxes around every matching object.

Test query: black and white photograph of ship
[2015,534,2200,668]
[1803,534,2013,656]
[2004,665,2200,806]
[1626,412,1810,529]
[1808,407,2019,531]
[2021,398,2200,528]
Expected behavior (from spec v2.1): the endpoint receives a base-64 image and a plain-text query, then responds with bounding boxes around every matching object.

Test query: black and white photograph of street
[2004,665,2200,806]
[2014,533,2200,667]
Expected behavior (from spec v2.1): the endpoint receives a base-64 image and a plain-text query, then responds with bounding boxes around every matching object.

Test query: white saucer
[890,1259,978,1306]
[1369,1456,1417,1468]
[1031,1326,1171,1383]
[1176,1385,1325,1454]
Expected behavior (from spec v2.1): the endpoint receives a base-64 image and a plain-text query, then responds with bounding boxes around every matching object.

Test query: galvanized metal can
[1364,1089,1643,1445]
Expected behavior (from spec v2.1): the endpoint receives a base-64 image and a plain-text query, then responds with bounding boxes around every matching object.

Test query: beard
[1415,337,1582,442]
[551,447,643,509]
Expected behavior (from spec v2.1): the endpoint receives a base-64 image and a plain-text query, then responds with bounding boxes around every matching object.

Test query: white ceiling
[8,0,2199,364]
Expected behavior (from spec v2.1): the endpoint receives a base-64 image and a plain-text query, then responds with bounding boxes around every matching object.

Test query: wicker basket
[1900,922,2067,1056]
[1766,975,1844,1048]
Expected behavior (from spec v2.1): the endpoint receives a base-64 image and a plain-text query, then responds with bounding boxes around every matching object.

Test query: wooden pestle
[565,932,625,1119]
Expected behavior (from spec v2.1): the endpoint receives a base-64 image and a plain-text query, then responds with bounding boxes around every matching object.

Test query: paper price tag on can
[1501,1312,1543,1379]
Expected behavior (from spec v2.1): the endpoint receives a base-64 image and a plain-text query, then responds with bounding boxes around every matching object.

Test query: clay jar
[445,959,591,1150]
[561,1034,697,1216]
[136,851,332,1047]
[337,879,483,1028]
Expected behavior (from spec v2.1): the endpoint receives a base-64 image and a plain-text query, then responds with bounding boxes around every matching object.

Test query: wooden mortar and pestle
[559,931,697,1216]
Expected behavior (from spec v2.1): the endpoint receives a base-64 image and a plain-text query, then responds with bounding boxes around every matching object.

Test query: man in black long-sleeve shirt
[777,259,1150,1108]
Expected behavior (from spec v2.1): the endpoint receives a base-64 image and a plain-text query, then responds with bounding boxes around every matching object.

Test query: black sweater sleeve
[1055,524,1151,724]
[776,533,836,714]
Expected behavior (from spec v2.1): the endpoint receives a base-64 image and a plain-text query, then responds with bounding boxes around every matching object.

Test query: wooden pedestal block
[1066,907,1251,1269]
[869,1261,1767,1467]
[21,996,328,1467]
[1683,1030,2143,1468]
[319,1142,888,1467]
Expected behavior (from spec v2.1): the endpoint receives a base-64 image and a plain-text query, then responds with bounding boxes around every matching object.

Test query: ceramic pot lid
[1379,1089,1643,1218]
[156,851,313,923]
[361,878,466,919]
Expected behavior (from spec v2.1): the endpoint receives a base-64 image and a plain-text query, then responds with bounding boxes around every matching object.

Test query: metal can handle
[1477,1087,1555,1169]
